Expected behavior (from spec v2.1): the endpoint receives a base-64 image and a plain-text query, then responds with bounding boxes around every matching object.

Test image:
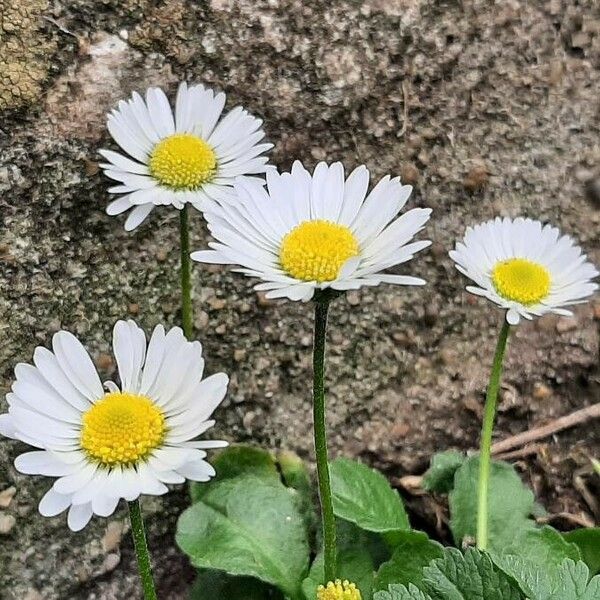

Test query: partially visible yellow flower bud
[317,579,362,600]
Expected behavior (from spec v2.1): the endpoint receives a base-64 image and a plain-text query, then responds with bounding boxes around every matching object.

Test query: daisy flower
[450,217,598,325]
[318,580,362,600]
[191,161,432,301]
[100,82,272,231]
[0,320,228,531]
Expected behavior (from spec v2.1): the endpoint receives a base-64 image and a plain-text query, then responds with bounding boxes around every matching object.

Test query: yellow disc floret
[81,392,166,466]
[317,580,362,600]
[491,258,551,306]
[280,220,359,282]
[149,133,216,190]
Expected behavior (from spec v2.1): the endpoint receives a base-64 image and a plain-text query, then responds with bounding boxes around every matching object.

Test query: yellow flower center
[279,220,359,282]
[317,580,362,600]
[149,133,216,190]
[491,258,551,305]
[81,392,166,466]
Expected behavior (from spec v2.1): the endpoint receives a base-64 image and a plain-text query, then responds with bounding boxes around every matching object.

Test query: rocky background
[1,0,600,598]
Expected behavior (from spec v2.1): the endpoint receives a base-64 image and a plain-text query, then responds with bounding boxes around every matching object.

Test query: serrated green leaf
[330,458,410,535]
[564,529,600,575]
[449,457,535,548]
[493,555,600,600]
[423,451,466,494]
[550,560,600,600]
[374,531,444,591]
[491,554,553,599]
[374,584,433,600]
[177,475,309,600]
[190,569,282,600]
[375,549,523,600]
[423,548,523,600]
[191,445,279,503]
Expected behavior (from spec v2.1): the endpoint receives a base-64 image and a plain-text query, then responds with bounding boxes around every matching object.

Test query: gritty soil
[1,0,600,598]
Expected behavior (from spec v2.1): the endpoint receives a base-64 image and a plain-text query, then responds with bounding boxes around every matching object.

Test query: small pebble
[556,316,578,333]
[0,486,16,509]
[96,353,114,371]
[463,164,489,191]
[400,162,420,185]
[533,382,552,400]
[0,514,16,534]
[256,291,274,307]
[102,521,124,553]
[347,291,360,306]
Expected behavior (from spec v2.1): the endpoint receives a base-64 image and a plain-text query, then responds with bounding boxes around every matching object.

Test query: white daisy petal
[124,204,154,231]
[106,196,133,216]
[176,459,216,482]
[67,503,94,532]
[92,494,120,518]
[0,414,17,439]
[450,217,598,325]
[52,331,103,401]
[15,451,79,476]
[39,488,72,517]
[192,161,431,299]
[112,320,147,392]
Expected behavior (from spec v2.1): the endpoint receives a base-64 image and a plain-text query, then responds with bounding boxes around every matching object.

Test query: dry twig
[491,402,600,455]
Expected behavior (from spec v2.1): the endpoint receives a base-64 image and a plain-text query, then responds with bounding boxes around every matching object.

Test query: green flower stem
[128,499,158,600]
[477,318,511,550]
[312,292,337,582]
[179,205,193,339]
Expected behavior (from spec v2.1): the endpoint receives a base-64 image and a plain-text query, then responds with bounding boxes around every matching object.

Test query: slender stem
[179,205,193,339]
[312,295,337,582]
[128,499,158,600]
[477,318,511,550]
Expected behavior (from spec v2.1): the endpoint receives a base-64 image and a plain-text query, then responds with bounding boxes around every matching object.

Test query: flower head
[191,161,432,301]
[100,82,272,231]
[450,217,598,325]
[317,580,362,600]
[0,320,228,531]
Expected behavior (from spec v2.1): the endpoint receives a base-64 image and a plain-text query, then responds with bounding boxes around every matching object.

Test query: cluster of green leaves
[423,451,600,575]
[176,446,600,600]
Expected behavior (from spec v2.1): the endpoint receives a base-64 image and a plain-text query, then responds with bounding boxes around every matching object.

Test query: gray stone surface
[1,0,599,598]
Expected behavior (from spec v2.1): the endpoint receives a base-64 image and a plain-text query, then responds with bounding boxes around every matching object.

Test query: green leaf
[191,445,279,503]
[550,561,600,600]
[375,549,523,600]
[500,525,580,567]
[450,457,580,569]
[374,584,433,600]
[423,451,466,494]
[449,457,535,548]
[592,458,600,476]
[423,548,523,599]
[177,474,309,600]
[374,531,444,591]
[493,555,600,600]
[564,529,600,575]
[190,569,283,600]
[330,458,410,535]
